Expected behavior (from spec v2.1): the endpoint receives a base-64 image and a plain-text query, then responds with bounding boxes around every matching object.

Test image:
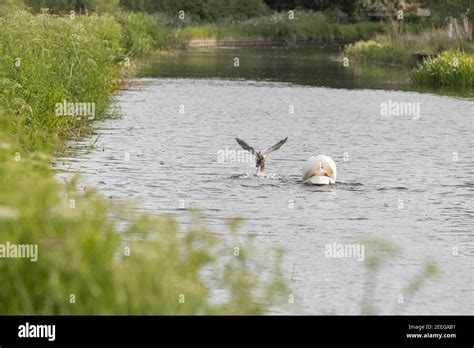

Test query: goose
[235,137,288,172]
[302,155,337,185]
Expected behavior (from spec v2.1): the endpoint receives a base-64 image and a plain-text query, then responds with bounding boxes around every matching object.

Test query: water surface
[58,46,473,314]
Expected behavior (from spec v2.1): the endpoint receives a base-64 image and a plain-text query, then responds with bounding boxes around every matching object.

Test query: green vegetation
[345,29,474,89]
[0,11,122,151]
[411,50,474,87]
[121,0,270,22]
[345,30,474,66]
[23,0,270,22]
[114,11,174,55]
[345,38,412,65]
[0,9,286,314]
[343,0,474,88]
[178,12,383,42]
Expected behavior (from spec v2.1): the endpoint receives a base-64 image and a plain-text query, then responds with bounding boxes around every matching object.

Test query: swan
[235,137,288,171]
[302,155,337,185]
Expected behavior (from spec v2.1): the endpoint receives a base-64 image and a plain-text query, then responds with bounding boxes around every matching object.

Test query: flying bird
[235,137,288,172]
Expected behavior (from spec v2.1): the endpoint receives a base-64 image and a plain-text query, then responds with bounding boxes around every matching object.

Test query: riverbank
[344,30,474,89]
[0,10,286,314]
[177,12,384,44]
[187,37,350,49]
[172,13,473,90]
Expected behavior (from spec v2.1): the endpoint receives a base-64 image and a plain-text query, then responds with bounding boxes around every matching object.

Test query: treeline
[264,0,357,16]
[18,0,474,27]
[119,0,356,20]
[22,0,357,21]
[120,0,270,21]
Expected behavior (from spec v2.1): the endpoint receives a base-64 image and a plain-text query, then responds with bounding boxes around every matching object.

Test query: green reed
[411,50,474,88]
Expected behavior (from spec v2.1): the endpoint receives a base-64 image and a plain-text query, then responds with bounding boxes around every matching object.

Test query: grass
[344,28,474,88]
[411,50,474,88]
[0,9,287,314]
[344,38,413,66]
[0,11,123,151]
[177,12,384,42]
[114,11,175,55]
[345,30,474,67]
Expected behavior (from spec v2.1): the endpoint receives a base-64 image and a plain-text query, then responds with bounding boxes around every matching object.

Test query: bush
[344,39,410,64]
[114,11,174,55]
[178,11,383,41]
[119,0,270,22]
[23,0,122,14]
[344,30,474,67]
[411,50,474,88]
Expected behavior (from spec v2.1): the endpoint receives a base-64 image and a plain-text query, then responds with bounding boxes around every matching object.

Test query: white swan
[302,155,337,185]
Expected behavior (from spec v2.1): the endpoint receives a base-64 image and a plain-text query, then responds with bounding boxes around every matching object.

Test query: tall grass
[411,50,474,88]
[344,38,413,66]
[345,30,474,67]
[0,11,123,151]
[114,11,174,55]
[178,12,384,42]
[0,10,287,314]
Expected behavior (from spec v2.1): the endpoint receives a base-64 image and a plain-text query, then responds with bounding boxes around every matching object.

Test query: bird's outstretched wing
[262,137,288,156]
[235,138,256,155]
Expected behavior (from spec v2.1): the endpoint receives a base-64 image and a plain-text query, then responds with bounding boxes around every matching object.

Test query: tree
[263,0,357,19]
[425,0,473,40]
[119,0,269,22]
[23,0,121,14]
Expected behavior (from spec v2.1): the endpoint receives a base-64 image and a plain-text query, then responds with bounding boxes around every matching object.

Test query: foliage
[23,0,121,14]
[0,10,123,151]
[119,0,270,22]
[411,50,474,87]
[178,11,383,41]
[263,0,357,19]
[345,30,474,67]
[345,37,413,65]
[114,11,174,55]
[424,0,473,26]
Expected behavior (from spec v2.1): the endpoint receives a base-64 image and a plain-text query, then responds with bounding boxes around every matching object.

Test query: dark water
[139,45,414,91]
[58,46,473,314]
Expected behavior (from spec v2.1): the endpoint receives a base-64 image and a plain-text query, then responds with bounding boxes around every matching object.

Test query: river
[57,46,473,314]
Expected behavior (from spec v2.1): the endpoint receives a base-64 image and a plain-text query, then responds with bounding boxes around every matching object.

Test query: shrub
[178,11,383,41]
[411,50,474,88]
[114,11,174,55]
[344,30,474,67]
